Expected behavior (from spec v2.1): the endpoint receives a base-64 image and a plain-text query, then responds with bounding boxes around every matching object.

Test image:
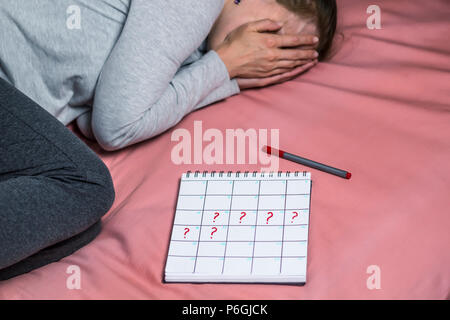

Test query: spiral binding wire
[185,170,308,178]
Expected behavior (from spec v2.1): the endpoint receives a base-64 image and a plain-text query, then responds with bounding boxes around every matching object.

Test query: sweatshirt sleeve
[91,0,239,151]
[178,52,241,111]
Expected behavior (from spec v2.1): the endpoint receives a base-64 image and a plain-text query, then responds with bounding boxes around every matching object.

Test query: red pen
[263,145,351,179]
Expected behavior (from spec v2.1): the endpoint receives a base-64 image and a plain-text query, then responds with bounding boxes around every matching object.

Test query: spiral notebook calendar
[165,171,312,284]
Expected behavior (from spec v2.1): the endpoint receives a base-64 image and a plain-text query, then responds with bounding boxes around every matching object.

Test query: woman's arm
[175,61,240,110]
[91,0,236,151]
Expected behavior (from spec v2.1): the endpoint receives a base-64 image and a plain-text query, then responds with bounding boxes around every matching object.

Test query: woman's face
[207,0,318,51]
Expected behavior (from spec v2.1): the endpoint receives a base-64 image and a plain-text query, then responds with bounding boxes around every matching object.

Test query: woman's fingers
[254,57,315,77]
[217,17,320,79]
[276,59,309,70]
[248,19,319,48]
[274,34,319,48]
[273,48,319,61]
[272,61,318,83]
[248,19,283,33]
[237,60,317,90]
[258,60,318,87]
[262,59,314,77]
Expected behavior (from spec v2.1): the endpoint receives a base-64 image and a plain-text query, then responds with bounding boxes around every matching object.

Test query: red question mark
[291,211,299,223]
[266,212,274,224]
[213,212,220,223]
[210,227,218,239]
[239,212,246,223]
[183,227,190,239]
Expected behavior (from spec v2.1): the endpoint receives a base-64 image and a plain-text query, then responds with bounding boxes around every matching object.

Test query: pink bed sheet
[1,0,449,299]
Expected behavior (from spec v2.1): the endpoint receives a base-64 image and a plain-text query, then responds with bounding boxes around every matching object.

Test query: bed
[1,0,449,299]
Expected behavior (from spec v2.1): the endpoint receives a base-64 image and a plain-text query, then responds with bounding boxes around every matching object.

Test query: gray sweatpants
[0,77,115,280]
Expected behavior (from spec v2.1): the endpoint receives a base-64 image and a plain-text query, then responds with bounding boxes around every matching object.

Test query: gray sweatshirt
[0,0,240,150]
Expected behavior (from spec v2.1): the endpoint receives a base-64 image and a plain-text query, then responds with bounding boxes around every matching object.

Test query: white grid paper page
[165,171,311,284]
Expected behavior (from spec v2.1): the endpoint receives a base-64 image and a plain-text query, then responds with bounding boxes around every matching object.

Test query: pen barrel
[283,152,349,178]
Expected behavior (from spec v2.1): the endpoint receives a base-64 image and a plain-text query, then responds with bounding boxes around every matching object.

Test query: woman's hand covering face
[215,19,319,89]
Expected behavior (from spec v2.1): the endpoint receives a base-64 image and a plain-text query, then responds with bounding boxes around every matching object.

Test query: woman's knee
[83,160,116,219]
[97,166,116,214]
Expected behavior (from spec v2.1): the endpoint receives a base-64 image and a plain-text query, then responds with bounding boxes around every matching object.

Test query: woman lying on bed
[0,0,336,280]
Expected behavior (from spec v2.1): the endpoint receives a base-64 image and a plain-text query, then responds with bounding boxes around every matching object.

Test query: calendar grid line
[280,179,288,273]
[221,180,235,274]
[192,180,208,274]
[250,180,261,274]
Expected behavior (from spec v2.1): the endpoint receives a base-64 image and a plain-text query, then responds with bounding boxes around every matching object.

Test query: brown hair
[275,0,337,61]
